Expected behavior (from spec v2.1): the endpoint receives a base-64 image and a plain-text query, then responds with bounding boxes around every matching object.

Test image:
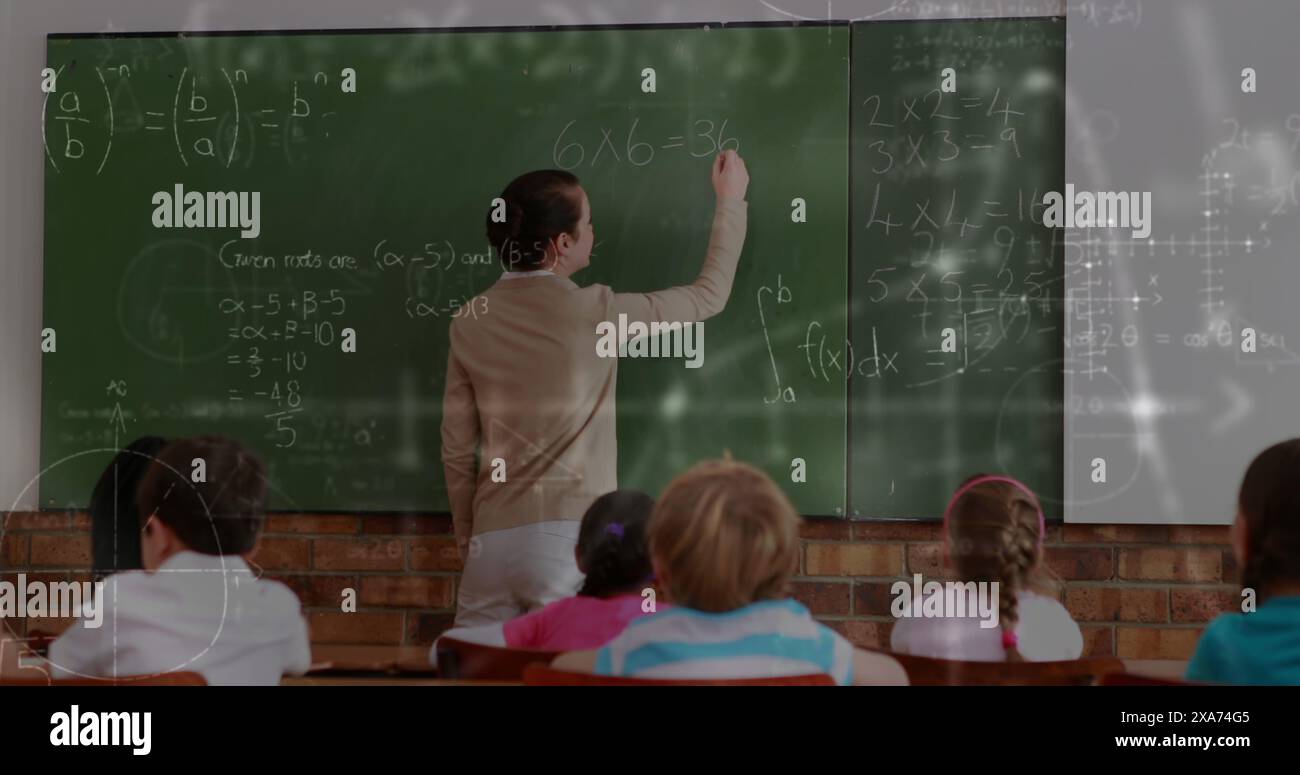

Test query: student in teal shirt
[1187,439,1300,686]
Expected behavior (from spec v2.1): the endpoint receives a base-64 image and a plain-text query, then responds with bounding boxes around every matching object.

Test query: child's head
[943,475,1048,660]
[1235,439,1300,602]
[89,435,167,578]
[575,490,655,598]
[648,458,800,612]
[135,436,268,569]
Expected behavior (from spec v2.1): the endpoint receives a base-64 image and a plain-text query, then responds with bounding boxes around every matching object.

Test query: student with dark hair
[89,435,167,579]
[442,150,749,626]
[47,436,311,685]
[1187,439,1300,685]
[434,489,660,657]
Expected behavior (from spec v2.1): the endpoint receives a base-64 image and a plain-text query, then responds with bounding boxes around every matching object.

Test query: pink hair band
[941,474,1046,551]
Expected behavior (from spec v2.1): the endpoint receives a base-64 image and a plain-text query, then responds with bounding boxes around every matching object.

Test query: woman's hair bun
[484,169,583,272]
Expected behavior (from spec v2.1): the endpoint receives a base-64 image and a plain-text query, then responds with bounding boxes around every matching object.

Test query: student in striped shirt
[551,458,908,685]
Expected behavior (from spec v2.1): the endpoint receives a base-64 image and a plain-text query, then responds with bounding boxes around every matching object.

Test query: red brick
[1222,549,1238,581]
[905,543,943,576]
[1168,526,1231,545]
[266,574,356,608]
[360,576,456,608]
[1116,627,1202,660]
[1044,547,1113,580]
[361,515,453,535]
[2,533,28,567]
[308,612,404,645]
[853,522,941,542]
[1079,625,1115,657]
[854,580,901,617]
[408,613,457,645]
[1170,588,1238,623]
[312,538,403,571]
[1064,587,1167,623]
[29,535,90,568]
[790,580,851,616]
[1117,548,1221,582]
[72,513,92,531]
[1062,525,1168,543]
[821,619,892,650]
[22,615,78,637]
[799,519,851,540]
[805,544,902,576]
[249,537,310,570]
[1,571,71,586]
[3,512,71,531]
[408,537,462,572]
[263,514,358,535]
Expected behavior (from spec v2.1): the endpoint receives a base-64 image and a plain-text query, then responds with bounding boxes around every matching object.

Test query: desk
[309,644,435,675]
[1121,660,1189,680]
[284,676,520,686]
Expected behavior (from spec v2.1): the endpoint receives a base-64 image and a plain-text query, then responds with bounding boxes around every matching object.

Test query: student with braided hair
[891,475,1083,662]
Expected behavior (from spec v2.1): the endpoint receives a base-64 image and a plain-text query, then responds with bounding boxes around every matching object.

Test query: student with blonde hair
[553,458,908,685]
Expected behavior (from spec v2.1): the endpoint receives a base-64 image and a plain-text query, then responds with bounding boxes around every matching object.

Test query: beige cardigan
[441,198,748,538]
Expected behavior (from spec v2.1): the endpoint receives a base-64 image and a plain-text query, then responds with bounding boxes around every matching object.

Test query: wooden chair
[1,671,208,686]
[886,651,1123,686]
[1099,672,1201,686]
[523,664,836,686]
[435,636,560,681]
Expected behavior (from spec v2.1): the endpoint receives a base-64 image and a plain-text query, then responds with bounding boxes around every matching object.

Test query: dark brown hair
[136,436,268,556]
[485,169,583,271]
[946,476,1052,662]
[576,490,655,598]
[90,435,167,578]
[1237,438,1300,602]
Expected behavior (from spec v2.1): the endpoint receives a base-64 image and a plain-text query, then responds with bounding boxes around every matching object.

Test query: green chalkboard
[40,25,850,515]
[848,18,1066,518]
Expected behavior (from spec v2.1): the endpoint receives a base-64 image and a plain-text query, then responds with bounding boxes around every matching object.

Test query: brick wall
[1,512,1236,659]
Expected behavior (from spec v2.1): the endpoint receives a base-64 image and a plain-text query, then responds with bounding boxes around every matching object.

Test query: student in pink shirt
[433,490,660,657]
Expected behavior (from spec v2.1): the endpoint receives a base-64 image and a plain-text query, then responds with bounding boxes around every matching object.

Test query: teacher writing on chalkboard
[441,149,749,626]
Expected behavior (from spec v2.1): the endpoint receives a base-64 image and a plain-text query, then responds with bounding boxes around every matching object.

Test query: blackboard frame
[38,16,1064,523]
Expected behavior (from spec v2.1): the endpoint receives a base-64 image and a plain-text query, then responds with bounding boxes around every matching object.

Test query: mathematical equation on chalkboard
[207,240,494,447]
[43,63,343,174]
[855,77,1062,385]
[550,117,741,170]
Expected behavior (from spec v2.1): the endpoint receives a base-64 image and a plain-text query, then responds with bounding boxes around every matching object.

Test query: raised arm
[610,150,750,326]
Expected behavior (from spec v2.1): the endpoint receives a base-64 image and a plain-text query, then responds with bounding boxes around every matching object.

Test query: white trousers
[453,521,584,627]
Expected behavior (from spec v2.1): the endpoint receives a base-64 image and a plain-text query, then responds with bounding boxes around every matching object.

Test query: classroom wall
[1,513,1234,659]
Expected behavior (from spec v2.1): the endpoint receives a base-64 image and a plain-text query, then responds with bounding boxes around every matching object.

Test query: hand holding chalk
[712,149,749,201]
